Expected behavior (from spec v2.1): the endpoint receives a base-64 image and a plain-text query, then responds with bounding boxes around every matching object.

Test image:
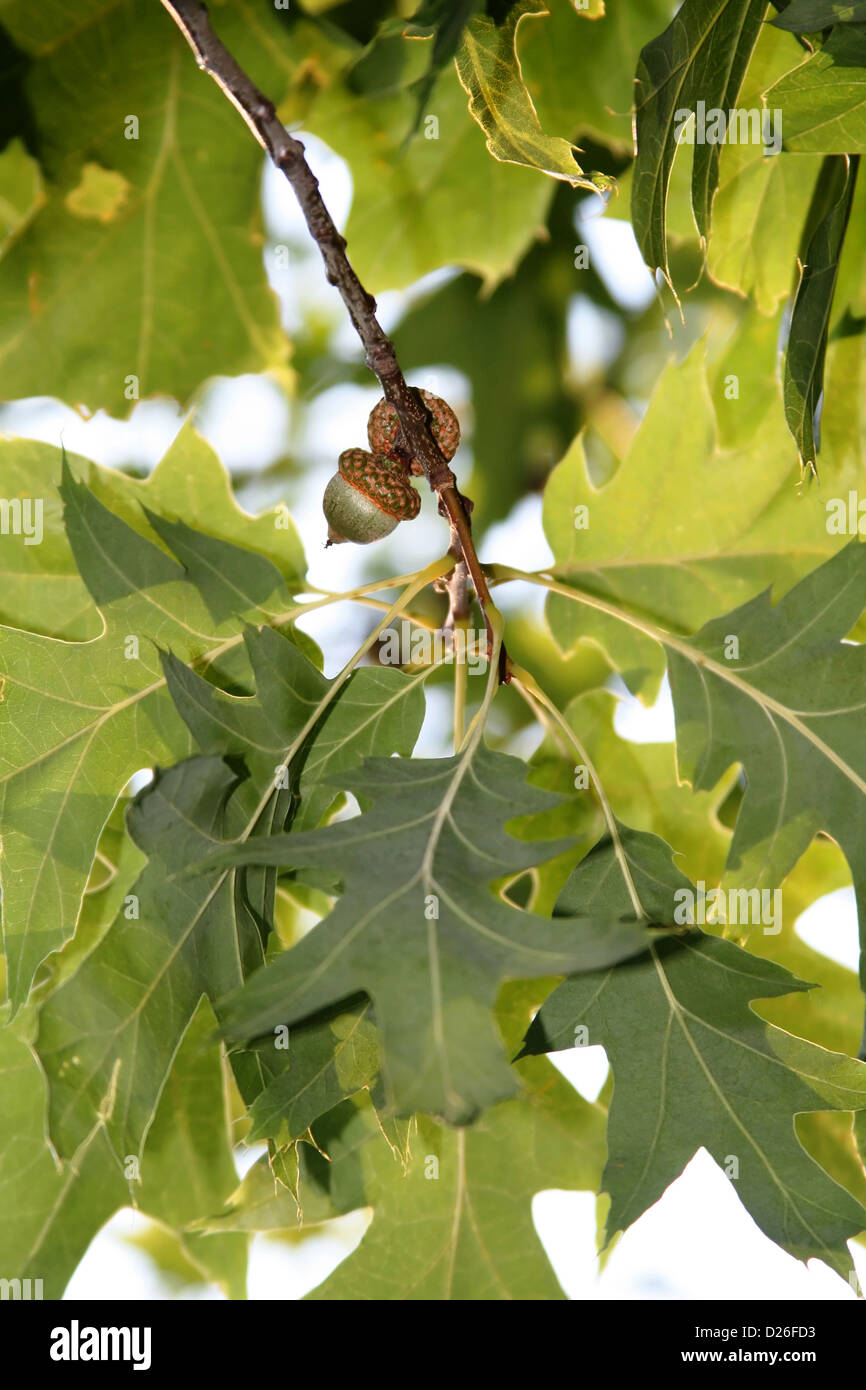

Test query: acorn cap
[367,391,460,464]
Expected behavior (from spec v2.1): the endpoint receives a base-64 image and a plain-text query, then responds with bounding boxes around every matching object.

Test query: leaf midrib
[530,570,866,800]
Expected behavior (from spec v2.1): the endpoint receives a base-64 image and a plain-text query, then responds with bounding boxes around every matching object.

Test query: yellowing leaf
[63,163,131,223]
[455,1,595,187]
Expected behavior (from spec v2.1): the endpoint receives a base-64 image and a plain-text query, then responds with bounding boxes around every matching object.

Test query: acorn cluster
[323,391,460,545]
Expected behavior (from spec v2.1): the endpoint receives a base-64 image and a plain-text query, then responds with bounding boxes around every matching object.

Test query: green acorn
[323,448,421,545]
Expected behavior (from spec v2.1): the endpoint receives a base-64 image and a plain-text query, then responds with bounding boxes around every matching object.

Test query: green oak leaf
[0,1024,127,1299]
[632,0,766,286]
[195,1153,308,1235]
[35,756,274,1162]
[521,832,866,1277]
[304,37,554,293]
[538,342,842,698]
[202,743,652,1124]
[0,138,43,250]
[812,1112,866,1230]
[454,1,595,188]
[831,158,866,317]
[162,625,428,832]
[551,818,697,926]
[0,429,305,640]
[0,0,293,412]
[29,797,147,1007]
[245,1000,382,1144]
[523,686,735,916]
[0,995,245,1298]
[35,611,425,1161]
[766,24,866,151]
[856,1110,866,1198]
[782,155,859,473]
[200,1097,395,1235]
[819,312,866,493]
[772,1,866,27]
[524,931,866,1276]
[303,981,607,1299]
[518,0,672,153]
[0,445,303,1008]
[706,23,823,313]
[351,1,483,141]
[666,540,866,990]
[709,302,786,448]
[534,527,866,990]
[746,837,863,1060]
[308,1017,607,1298]
[214,983,610,1298]
[134,999,248,1299]
[405,0,483,134]
[0,438,100,641]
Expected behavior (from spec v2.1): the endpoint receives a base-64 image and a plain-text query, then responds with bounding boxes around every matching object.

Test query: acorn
[367,390,460,475]
[323,448,421,545]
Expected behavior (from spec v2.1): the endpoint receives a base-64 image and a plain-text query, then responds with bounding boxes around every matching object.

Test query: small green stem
[457,603,504,753]
[510,663,646,919]
[452,620,470,752]
[241,555,451,839]
[301,567,450,603]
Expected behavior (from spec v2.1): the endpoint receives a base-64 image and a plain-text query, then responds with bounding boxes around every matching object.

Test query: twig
[159,0,509,682]
[436,535,470,632]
